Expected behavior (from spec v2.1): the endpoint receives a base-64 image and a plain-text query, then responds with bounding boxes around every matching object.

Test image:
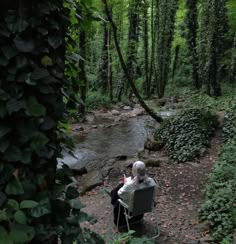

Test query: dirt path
[80,129,222,243]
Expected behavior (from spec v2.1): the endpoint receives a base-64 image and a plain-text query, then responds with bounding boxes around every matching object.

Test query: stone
[111,109,120,116]
[123,106,131,110]
[144,158,161,167]
[144,137,164,151]
[199,236,213,243]
[80,171,103,195]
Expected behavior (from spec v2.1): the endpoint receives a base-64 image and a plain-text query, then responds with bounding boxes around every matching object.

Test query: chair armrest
[118,199,129,209]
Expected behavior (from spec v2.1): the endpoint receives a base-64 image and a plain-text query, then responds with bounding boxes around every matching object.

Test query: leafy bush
[199,104,236,243]
[154,108,217,162]
[223,102,236,142]
[87,90,112,109]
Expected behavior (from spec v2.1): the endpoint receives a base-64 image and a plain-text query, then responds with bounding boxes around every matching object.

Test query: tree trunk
[79,29,87,116]
[102,0,163,123]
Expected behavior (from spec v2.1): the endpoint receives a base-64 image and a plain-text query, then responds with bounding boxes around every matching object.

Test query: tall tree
[199,0,229,96]
[230,33,236,84]
[124,0,141,96]
[142,0,150,97]
[185,0,200,89]
[155,0,179,98]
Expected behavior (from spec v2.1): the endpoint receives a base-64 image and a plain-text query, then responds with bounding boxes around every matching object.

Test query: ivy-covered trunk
[0,1,68,243]
[185,0,200,90]
[155,0,178,98]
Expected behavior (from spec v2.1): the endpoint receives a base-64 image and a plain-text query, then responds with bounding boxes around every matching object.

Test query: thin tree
[101,0,163,123]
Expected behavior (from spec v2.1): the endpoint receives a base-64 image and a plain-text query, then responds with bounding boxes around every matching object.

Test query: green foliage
[87,90,112,109]
[155,109,217,162]
[108,230,154,244]
[0,1,104,243]
[199,103,236,242]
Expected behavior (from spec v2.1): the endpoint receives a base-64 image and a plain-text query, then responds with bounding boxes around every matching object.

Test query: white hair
[132,161,147,184]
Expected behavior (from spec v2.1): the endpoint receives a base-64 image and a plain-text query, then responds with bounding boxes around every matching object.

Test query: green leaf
[0,139,10,153]
[21,148,32,164]
[7,199,19,210]
[20,200,38,209]
[6,99,25,114]
[66,186,78,200]
[30,132,49,152]
[0,192,7,208]
[6,178,24,195]
[27,97,46,117]
[0,209,9,222]
[69,198,84,210]
[14,36,35,53]
[0,226,13,244]
[1,46,18,60]
[4,146,22,162]
[14,210,27,224]
[0,165,14,185]
[30,203,50,218]
[48,35,62,49]
[9,224,34,243]
[0,102,7,118]
[0,124,11,138]
[31,68,50,80]
[0,89,10,101]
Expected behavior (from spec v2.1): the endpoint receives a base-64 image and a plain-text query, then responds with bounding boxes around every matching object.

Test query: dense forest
[0,0,235,244]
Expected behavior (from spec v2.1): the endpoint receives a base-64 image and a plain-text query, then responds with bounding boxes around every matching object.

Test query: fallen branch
[101,0,163,123]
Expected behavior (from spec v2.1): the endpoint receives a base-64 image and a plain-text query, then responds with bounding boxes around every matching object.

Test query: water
[58,116,155,169]
[58,111,175,169]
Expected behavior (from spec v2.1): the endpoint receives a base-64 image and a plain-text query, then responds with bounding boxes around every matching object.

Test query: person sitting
[110,161,157,227]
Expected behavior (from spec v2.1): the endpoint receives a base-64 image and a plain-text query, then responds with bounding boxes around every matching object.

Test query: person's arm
[118,182,133,203]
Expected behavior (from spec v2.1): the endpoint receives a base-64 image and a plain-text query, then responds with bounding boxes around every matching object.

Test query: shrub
[199,104,236,243]
[154,108,217,162]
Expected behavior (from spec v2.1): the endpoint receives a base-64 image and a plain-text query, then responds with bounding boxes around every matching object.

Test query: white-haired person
[109,161,158,227]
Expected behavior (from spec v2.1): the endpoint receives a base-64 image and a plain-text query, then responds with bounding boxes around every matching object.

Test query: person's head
[132,161,146,181]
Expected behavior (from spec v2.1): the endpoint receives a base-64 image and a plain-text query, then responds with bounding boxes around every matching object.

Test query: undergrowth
[154,108,217,163]
[199,101,236,243]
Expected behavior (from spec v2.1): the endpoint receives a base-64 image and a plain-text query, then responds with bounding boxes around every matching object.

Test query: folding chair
[117,185,160,239]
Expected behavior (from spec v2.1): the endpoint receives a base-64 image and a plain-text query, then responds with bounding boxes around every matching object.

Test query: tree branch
[101,0,163,123]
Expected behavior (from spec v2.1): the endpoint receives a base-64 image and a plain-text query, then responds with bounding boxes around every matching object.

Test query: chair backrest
[129,186,155,216]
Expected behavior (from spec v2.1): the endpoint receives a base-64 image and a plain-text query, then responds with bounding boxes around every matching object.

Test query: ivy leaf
[26,97,46,117]
[30,201,51,218]
[0,227,12,244]
[0,89,10,101]
[5,178,24,196]
[0,165,14,185]
[0,124,11,138]
[14,210,27,224]
[66,186,78,200]
[69,198,84,210]
[7,199,19,210]
[9,224,34,243]
[6,98,25,114]
[14,36,35,53]
[0,192,7,208]
[0,56,9,66]
[48,35,62,49]
[0,102,7,118]
[4,146,22,162]
[1,46,18,60]
[31,68,50,80]
[30,132,49,152]
[21,148,32,164]
[20,200,38,209]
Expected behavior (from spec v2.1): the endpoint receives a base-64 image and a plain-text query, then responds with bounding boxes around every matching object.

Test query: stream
[58,111,173,169]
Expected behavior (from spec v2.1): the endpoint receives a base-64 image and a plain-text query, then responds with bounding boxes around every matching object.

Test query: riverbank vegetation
[0,0,235,243]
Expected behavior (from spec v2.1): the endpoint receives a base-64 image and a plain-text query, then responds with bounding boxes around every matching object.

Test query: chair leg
[117,203,121,232]
[124,208,130,231]
[152,210,160,239]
